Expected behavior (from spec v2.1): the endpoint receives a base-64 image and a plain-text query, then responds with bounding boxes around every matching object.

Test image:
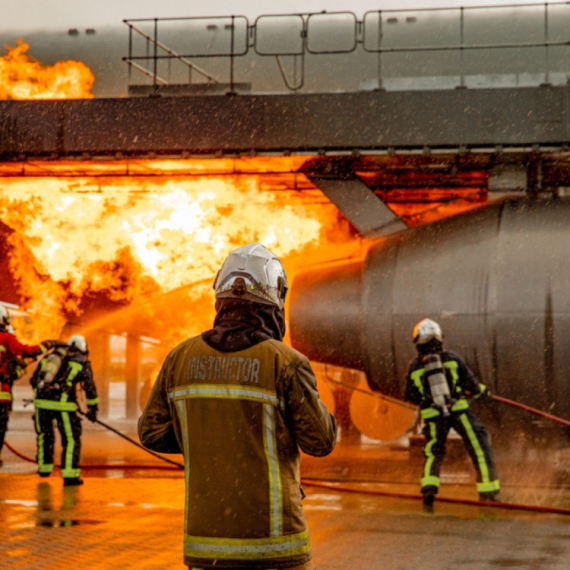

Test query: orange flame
[0,41,94,100]
[0,171,350,344]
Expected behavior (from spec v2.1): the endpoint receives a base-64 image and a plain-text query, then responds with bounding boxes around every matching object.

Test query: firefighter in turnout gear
[404,318,500,506]
[0,306,64,467]
[31,334,99,486]
[139,243,337,570]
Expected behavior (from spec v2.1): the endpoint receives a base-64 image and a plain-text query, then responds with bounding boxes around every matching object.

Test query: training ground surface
[2,415,570,569]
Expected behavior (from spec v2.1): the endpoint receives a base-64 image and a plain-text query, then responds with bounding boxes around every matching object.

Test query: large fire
[0,172,347,345]
[0,41,94,100]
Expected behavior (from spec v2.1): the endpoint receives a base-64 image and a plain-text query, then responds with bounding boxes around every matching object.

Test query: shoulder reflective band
[169,384,280,408]
[443,360,460,388]
[184,528,310,561]
[451,399,469,412]
[86,397,99,406]
[421,408,440,419]
[33,399,77,411]
[410,368,425,396]
[0,346,5,352]
[66,361,83,386]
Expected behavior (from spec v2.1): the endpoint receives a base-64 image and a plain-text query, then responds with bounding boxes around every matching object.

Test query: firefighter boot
[63,478,84,487]
[422,490,436,507]
[479,491,500,502]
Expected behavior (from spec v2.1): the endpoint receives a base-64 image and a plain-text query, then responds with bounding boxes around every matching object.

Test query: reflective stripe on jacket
[139,336,337,569]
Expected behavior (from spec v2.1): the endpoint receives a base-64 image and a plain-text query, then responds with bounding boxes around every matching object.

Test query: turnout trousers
[421,408,500,496]
[0,402,10,457]
[34,407,82,479]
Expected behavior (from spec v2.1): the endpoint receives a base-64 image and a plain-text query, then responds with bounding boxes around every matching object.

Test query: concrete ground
[2,413,570,569]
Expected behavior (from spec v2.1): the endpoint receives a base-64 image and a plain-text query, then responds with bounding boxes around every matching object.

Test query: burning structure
[0,156,350,418]
[2,6,570,443]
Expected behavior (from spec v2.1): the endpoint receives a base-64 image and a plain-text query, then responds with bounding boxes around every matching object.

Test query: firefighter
[0,306,63,467]
[139,243,337,570]
[31,334,99,486]
[404,318,500,506]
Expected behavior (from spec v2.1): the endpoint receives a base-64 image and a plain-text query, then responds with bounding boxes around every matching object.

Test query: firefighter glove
[474,384,491,401]
[86,405,98,423]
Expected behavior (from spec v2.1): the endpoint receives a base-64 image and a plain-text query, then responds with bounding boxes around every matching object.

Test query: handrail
[124,23,219,84]
[123,2,570,93]
[122,60,168,85]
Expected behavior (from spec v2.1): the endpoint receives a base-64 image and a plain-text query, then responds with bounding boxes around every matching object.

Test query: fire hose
[6,393,570,516]
[491,394,570,428]
[5,406,183,470]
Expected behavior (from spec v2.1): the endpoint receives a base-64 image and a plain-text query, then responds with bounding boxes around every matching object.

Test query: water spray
[7,389,570,516]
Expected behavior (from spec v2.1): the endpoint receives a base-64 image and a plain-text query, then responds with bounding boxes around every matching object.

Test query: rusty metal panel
[308,176,407,236]
[0,101,63,155]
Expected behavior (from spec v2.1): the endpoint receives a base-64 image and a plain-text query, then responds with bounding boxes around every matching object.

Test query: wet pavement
[3,414,570,569]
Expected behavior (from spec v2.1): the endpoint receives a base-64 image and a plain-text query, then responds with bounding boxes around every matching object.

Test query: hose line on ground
[6,393,570,517]
[80,411,184,468]
[3,438,180,470]
[5,409,184,469]
[301,479,570,516]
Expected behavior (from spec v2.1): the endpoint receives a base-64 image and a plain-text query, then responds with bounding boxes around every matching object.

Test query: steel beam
[0,86,568,158]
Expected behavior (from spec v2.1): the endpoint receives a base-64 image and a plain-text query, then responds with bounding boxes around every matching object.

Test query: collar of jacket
[202,298,286,353]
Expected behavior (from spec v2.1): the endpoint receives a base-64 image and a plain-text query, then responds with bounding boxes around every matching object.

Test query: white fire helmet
[68,334,88,353]
[214,243,288,309]
[0,306,12,329]
[413,318,443,345]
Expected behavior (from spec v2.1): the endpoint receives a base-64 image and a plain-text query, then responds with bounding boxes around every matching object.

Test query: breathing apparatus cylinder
[37,347,67,390]
[423,353,451,416]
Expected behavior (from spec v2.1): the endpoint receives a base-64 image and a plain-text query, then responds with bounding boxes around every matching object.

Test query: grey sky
[1,0,560,32]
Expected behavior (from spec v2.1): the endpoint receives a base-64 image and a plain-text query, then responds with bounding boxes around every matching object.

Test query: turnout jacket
[139,336,337,570]
[31,348,99,411]
[404,350,487,420]
[0,331,48,403]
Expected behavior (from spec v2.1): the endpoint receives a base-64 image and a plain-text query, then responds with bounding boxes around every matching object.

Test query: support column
[527,155,543,197]
[333,370,362,444]
[125,335,141,420]
[86,330,111,418]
